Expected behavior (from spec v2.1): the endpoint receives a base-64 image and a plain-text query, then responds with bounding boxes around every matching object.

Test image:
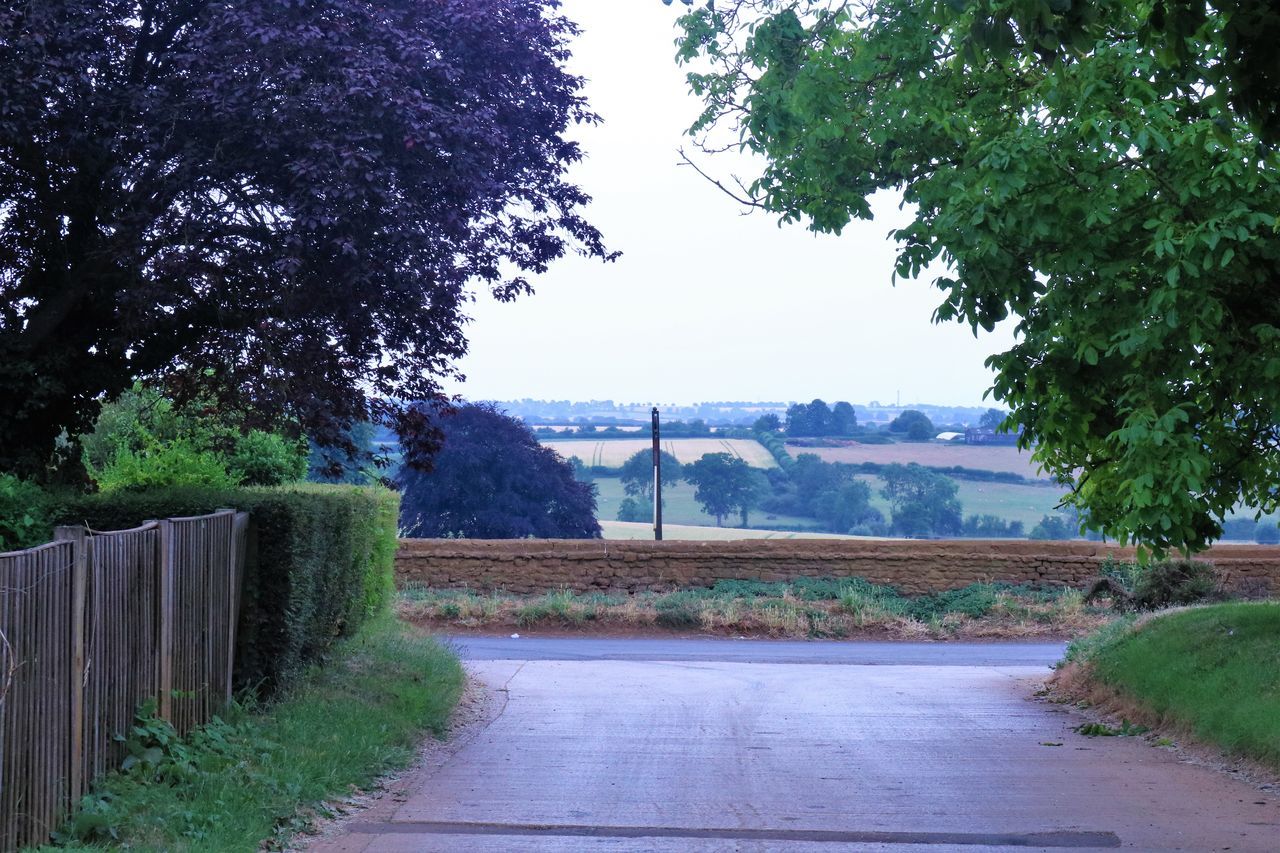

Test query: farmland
[791,441,1046,478]
[854,475,1065,528]
[599,521,867,540]
[592,476,821,530]
[545,437,777,468]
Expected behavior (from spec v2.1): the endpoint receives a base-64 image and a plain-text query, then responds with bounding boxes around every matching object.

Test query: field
[592,473,1065,532]
[792,441,1046,478]
[600,521,868,540]
[545,437,777,468]
[855,474,1065,528]
[593,476,821,530]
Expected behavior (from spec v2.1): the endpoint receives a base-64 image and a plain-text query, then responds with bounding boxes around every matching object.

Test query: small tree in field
[685,452,758,526]
[619,449,682,500]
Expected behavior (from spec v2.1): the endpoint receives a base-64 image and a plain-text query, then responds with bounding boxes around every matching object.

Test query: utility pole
[651,406,662,541]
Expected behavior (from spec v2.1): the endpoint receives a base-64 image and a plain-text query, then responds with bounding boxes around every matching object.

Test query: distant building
[964,427,1023,446]
[935,431,965,442]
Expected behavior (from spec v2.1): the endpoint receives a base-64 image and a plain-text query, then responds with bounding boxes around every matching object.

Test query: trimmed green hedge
[53,484,399,697]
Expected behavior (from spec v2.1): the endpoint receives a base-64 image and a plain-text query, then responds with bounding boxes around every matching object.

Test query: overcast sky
[448,1,1017,408]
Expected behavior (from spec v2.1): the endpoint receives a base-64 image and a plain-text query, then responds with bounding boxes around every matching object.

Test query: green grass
[592,476,824,530]
[400,578,1107,640]
[1072,602,1280,769]
[854,474,1066,528]
[47,614,464,852]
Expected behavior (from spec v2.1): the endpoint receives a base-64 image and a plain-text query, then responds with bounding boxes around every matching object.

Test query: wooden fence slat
[1,510,245,850]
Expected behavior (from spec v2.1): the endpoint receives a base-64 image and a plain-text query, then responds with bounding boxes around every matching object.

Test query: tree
[889,410,934,441]
[677,1,1280,552]
[811,480,881,534]
[619,449,682,500]
[978,409,1008,431]
[786,399,833,436]
[753,413,783,433]
[880,463,962,538]
[0,0,611,480]
[616,497,649,523]
[684,452,758,526]
[398,404,600,539]
[831,401,858,436]
[1029,514,1076,541]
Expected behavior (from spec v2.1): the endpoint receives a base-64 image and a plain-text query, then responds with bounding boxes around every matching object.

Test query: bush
[0,473,55,551]
[228,430,309,486]
[94,442,240,492]
[1130,560,1222,610]
[52,484,399,697]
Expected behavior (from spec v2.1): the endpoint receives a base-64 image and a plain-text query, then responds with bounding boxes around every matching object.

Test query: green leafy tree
[619,449,682,499]
[752,413,782,433]
[616,496,650,523]
[889,410,934,441]
[978,409,1008,431]
[676,1,1280,552]
[880,463,962,538]
[812,479,881,534]
[831,401,857,436]
[684,452,758,526]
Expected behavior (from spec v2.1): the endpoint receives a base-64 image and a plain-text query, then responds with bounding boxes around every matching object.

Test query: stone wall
[394,538,1280,596]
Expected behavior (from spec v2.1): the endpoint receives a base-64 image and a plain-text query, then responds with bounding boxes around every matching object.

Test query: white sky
[449,0,1016,407]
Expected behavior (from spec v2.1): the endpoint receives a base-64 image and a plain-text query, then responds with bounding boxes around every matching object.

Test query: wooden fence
[0,509,248,850]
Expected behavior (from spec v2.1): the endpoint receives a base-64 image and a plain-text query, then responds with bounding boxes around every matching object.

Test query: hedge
[52,484,399,697]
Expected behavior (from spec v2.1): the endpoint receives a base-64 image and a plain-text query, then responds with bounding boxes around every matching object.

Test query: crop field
[856,474,1066,528]
[599,521,867,540]
[592,476,821,530]
[545,438,777,468]
[792,442,1046,478]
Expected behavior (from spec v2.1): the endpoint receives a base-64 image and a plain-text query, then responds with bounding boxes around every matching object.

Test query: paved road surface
[447,636,1068,667]
[314,638,1279,852]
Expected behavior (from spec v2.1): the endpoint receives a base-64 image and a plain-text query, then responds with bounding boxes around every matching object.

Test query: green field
[600,521,867,540]
[546,437,776,468]
[592,476,822,530]
[855,474,1065,528]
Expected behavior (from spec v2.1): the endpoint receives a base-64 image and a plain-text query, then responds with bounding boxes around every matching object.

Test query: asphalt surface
[447,635,1068,667]
[314,639,1280,852]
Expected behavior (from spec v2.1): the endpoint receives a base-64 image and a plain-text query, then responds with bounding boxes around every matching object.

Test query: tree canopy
[889,410,934,441]
[880,463,962,538]
[619,448,683,499]
[684,451,759,525]
[0,0,611,480]
[676,0,1280,552]
[398,403,601,539]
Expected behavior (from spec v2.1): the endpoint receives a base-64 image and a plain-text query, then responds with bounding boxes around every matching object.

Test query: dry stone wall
[395,539,1280,596]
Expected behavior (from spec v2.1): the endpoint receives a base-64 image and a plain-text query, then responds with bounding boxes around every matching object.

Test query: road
[313,637,1279,852]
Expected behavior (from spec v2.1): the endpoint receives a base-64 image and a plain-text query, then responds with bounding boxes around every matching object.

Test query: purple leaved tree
[0,0,613,478]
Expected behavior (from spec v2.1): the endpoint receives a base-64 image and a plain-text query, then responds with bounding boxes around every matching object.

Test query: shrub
[52,484,399,697]
[94,442,240,492]
[1130,560,1222,610]
[228,430,309,486]
[0,473,54,551]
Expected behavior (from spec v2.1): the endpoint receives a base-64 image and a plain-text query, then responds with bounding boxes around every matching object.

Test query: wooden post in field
[53,525,87,801]
[652,406,662,541]
[156,520,176,722]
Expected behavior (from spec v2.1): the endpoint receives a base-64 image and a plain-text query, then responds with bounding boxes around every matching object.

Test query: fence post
[53,525,88,802]
[156,520,176,722]
[217,510,247,703]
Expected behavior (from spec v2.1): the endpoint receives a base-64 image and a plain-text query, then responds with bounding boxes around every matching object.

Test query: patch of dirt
[286,670,504,850]
[1042,662,1280,794]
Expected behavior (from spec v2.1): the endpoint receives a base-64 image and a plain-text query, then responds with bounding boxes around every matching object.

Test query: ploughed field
[543,437,777,468]
[793,441,1046,478]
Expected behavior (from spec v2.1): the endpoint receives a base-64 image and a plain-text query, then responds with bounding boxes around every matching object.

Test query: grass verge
[45,614,464,852]
[400,577,1112,640]
[1054,602,1280,771]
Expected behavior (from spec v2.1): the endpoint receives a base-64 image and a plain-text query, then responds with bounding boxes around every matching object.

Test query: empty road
[313,637,1279,852]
